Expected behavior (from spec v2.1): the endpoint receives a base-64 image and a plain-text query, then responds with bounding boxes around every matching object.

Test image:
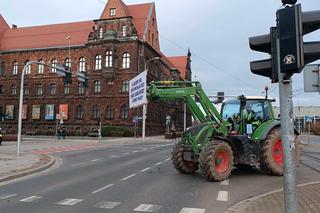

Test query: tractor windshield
[245,100,272,121]
[221,100,240,121]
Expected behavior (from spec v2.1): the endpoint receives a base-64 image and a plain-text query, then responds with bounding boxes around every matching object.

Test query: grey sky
[1,0,320,106]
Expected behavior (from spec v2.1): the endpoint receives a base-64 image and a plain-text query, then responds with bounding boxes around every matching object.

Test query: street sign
[305,116,313,123]
[129,71,147,108]
[303,64,320,93]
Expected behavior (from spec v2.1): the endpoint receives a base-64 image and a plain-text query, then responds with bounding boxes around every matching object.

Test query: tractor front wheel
[199,140,233,181]
[171,141,198,174]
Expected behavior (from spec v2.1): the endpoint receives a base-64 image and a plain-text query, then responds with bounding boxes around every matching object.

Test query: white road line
[56,198,83,206]
[0,194,17,200]
[179,208,206,213]
[121,174,136,181]
[123,153,130,155]
[134,204,162,212]
[155,162,162,166]
[71,162,86,167]
[20,196,42,202]
[94,201,121,209]
[92,184,114,194]
[164,158,171,162]
[133,150,140,153]
[220,179,229,186]
[141,167,150,172]
[109,155,120,158]
[217,191,229,201]
[91,159,102,162]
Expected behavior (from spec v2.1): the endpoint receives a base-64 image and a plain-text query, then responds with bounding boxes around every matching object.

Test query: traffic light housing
[55,64,72,84]
[77,72,89,88]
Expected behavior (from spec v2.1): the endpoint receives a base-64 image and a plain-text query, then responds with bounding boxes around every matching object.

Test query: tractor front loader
[147,81,300,182]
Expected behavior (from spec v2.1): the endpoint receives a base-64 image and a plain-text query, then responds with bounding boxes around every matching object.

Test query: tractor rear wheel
[171,141,198,174]
[199,140,233,181]
[260,127,301,175]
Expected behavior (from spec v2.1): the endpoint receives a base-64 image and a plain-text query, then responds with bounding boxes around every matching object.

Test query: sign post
[129,71,147,143]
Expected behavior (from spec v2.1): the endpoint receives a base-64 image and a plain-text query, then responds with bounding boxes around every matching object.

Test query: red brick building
[0,0,191,135]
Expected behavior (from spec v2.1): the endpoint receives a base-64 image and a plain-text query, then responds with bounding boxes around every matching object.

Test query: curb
[0,154,57,184]
[223,181,320,213]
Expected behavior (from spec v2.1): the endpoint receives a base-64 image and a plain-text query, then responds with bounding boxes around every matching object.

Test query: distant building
[0,0,192,135]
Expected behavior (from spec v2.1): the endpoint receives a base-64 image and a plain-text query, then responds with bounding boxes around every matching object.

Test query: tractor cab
[221,96,275,136]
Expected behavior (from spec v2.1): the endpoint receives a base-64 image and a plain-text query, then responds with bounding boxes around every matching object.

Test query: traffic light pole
[277,38,298,213]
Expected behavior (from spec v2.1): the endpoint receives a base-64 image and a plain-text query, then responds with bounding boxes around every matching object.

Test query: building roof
[168,56,188,79]
[127,3,152,39]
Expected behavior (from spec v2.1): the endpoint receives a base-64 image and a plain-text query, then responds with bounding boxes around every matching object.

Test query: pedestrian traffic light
[249,27,279,83]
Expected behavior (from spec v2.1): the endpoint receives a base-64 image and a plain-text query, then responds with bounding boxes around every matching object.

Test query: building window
[11,85,17,95]
[121,80,129,92]
[110,8,116,16]
[25,61,31,74]
[94,80,101,93]
[95,55,102,70]
[99,27,104,39]
[0,85,3,95]
[122,25,127,37]
[76,105,84,119]
[120,104,128,120]
[64,83,70,95]
[23,84,29,95]
[12,61,18,75]
[106,105,114,120]
[105,51,113,67]
[0,61,5,75]
[79,57,86,72]
[93,105,101,120]
[122,53,130,69]
[49,83,56,95]
[38,60,44,74]
[51,59,57,73]
[65,58,71,69]
[36,84,43,95]
[77,82,85,95]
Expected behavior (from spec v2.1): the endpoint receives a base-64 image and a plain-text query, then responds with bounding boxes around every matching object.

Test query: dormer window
[110,8,116,16]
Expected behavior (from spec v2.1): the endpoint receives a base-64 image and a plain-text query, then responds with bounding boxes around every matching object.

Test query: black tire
[199,140,234,181]
[171,141,198,174]
[259,127,301,175]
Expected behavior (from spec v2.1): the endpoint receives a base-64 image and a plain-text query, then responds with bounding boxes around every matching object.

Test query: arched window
[0,61,5,75]
[99,27,104,39]
[11,84,17,95]
[12,61,18,75]
[105,51,113,68]
[51,59,57,73]
[76,105,84,119]
[79,57,86,72]
[106,105,114,120]
[120,104,128,120]
[122,53,130,69]
[38,59,44,74]
[77,82,85,95]
[95,55,102,70]
[36,84,43,95]
[93,105,101,120]
[94,80,101,93]
[121,80,129,92]
[65,58,71,69]
[25,60,31,74]
[49,83,56,95]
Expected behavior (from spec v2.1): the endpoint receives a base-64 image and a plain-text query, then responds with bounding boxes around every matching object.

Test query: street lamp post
[142,57,160,143]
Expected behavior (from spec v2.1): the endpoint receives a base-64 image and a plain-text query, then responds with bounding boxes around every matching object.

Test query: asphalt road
[0,140,320,213]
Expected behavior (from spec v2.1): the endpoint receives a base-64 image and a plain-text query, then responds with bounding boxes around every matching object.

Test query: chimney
[12,24,17,29]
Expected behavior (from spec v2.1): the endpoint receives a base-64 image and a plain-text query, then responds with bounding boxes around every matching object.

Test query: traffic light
[55,64,72,84]
[77,72,89,88]
[64,70,72,84]
[249,27,279,83]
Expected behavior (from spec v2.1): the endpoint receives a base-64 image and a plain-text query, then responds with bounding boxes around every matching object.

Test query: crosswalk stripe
[179,208,206,213]
[94,201,121,209]
[20,196,42,202]
[134,204,162,212]
[56,198,83,206]
[0,194,17,200]
[220,179,229,186]
[217,191,229,201]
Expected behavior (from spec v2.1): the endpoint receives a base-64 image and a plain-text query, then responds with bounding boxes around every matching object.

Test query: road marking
[20,196,42,202]
[217,191,229,201]
[92,184,114,194]
[155,162,162,166]
[141,167,150,172]
[91,159,102,162]
[133,150,140,153]
[109,155,120,158]
[220,179,229,186]
[0,194,17,200]
[71,162,86,167]
[134,204,162,212]
[179,208,206,213]
[57,198,83,206]
[123,153,130,155]
[141,149,148,151]
[94,201,121,209]
[164,158,171,162]
[122,174,136,181]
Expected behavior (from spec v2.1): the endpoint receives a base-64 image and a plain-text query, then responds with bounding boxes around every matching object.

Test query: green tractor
[147,81,300,181]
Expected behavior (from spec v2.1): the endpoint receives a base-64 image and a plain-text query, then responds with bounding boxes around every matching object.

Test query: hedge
[101,126,134,137]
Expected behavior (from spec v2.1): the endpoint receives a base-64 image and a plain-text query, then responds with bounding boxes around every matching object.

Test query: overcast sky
[1,0,320,106]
